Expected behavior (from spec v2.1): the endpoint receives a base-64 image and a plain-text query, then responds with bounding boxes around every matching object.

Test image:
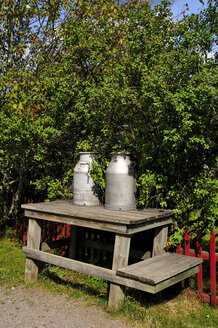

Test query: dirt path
[0,286,135,328]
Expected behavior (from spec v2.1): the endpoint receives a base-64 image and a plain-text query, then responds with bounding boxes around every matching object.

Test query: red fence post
[57,224,60,240]
[210,230,217,307]
[184,229,190,291]
[196,230,203,302]
[176,243,182,254]
[66,224,71,238]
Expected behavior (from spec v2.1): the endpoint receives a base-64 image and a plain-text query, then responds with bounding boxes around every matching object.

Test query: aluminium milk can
[73,152,100,206]
[105,152,136,210]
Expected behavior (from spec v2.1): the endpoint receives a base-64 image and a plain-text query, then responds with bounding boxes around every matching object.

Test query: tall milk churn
[105,152,136,210]
[73,152,100,206]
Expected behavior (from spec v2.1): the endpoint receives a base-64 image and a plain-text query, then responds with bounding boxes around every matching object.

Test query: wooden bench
[116,253,203,293]
[23,246,203,296]
[21,201,202,309]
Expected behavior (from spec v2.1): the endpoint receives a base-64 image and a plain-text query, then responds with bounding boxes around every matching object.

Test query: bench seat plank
[116,253,203,285]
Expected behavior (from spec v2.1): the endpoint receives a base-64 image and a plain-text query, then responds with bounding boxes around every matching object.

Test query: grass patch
[0,237,25,287]
[37,264,108,306]
[0,236,217,328]
[144,295,217,328]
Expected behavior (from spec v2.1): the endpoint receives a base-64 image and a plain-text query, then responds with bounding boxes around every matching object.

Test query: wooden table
[21,200,202,310]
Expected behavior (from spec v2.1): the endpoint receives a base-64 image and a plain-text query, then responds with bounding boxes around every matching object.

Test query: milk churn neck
[79,152,98,155]
[111,152,131,160]
[79,152,98,162]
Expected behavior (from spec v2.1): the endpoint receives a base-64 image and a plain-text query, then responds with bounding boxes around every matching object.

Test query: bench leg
[25,219,42,283]
[152,225,168,256]
[108,235,131,310]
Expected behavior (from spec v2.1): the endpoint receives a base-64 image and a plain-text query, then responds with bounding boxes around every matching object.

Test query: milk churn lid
[79,151,98,154]
[111,152,130,155]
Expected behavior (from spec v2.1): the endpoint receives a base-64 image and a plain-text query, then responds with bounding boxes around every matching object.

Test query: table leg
[152,225,168,256]
[25,218,42,283]
[108,235,131,310]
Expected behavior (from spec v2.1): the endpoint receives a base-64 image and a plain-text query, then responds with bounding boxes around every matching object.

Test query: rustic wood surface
[21,201,204,310]
[25,219,42,283]
[23,247,201,294]
[152,226,169,256]
[21,200,173,225]
[108,235,131,309]
[41,238,70,252]
[22,246,156,294]
[116,253,203,285]
[24,210,128,234]
[156,266,200,293]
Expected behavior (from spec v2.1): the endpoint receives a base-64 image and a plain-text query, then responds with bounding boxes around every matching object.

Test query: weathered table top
[21,200,174,235]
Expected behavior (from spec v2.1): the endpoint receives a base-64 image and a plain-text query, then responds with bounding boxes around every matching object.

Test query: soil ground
[0,286,134,328]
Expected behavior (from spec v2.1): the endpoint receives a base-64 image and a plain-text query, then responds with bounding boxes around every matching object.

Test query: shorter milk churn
[73,152,100,206]
[105,152,136,210]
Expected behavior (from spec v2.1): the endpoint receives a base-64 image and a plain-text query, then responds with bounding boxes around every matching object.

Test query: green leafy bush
[0,1,217,241]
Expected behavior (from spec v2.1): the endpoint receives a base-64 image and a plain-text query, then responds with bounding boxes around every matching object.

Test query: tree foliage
[0,0,217,240]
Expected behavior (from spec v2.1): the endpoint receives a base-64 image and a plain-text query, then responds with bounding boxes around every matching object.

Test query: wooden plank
[81,239,151,260]
[156,266,200,293]
[118,253,199,274]
[25,219,42,283]
[125,253,202,276]
[22,246,156,294]
[116,253,203,285]
[122,254,202,283]
[127,218,173,235]
[24,210,128,234]
[21,200,173,225]
[152,226,168,256]
[111,235,131,270]
[41,238,70,252]
[74,204,172,221]
[135,256,201,283]
[25,208,173,236]
[116,253,172,285]
[22,247,200,296]
[108,235,131,310]
[122,253,172,273]
[21,200,173,219]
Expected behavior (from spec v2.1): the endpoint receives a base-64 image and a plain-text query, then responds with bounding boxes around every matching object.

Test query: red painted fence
[170,229,217,307]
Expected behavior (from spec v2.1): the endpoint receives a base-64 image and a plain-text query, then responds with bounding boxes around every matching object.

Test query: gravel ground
[0,286,134,328]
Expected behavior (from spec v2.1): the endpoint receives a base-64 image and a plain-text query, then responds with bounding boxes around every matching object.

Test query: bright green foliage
[137,171,168,208]
[0,0,76,228]
[89,160,109,204]
[0,1,217,241]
